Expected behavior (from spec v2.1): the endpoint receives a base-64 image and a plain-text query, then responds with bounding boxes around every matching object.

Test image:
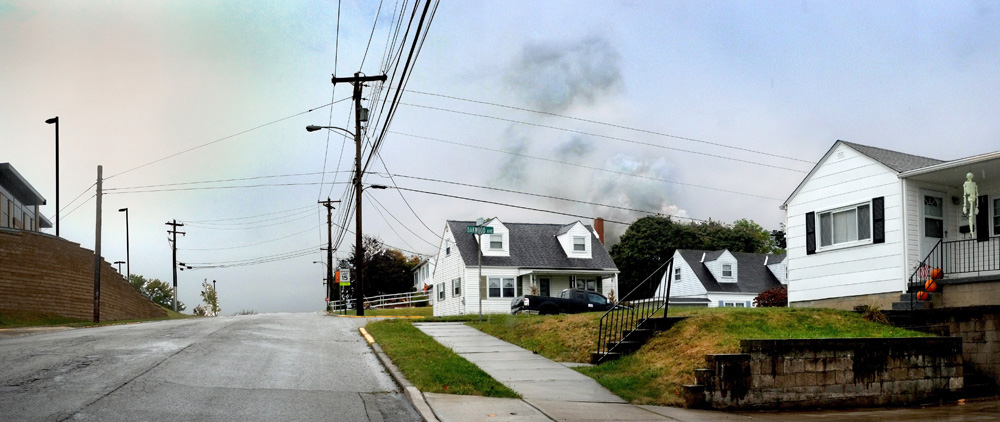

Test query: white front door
[920,191,945,259]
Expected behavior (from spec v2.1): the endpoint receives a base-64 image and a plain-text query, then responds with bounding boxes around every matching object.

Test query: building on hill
[431,218,619,317]
[0,163,52,232]
[653,249,786,308]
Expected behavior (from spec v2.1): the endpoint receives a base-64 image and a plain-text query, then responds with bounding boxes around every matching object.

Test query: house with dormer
[653,249,786,307]
[431,218,619,316]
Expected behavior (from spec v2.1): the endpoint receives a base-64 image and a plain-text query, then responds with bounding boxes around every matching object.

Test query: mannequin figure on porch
[963,172,979,235]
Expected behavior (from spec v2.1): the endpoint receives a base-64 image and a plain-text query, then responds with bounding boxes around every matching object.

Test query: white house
[783,140,1000,310]
[412,258,435,292]
[653,249,786,308]
[431,218,619,316]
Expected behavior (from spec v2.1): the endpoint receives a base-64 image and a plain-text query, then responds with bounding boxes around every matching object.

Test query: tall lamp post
[118,208,129,282]
[312,260,330,302]
[45,117,59,236]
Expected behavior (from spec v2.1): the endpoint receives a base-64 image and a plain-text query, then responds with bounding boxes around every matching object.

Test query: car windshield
[588,292,606,306]
[558,289,569,299]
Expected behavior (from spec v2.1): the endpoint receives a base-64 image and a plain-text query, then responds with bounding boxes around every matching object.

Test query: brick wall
[790,292,899,311]
[0,229,166,321]
[686,337,963,410]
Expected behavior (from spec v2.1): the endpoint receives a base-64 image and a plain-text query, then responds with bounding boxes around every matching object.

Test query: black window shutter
[805,212,816,255]
[977,195,989,242]
[872,197,885,244]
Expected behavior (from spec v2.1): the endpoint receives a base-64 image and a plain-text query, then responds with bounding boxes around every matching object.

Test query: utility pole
[331,71,386,316]
[166,220,185,312]
[93,165,102,322]
[114,261,125,274]
[318,198,340,303]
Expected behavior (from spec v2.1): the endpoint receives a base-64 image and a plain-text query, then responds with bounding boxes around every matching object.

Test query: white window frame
[438,282,445,301]
[573,236,586,251]
[489,234,503,250]
[488,277,515,298]
[817,202,872,251]
[452,277,461,296]
[445,245,451,256]
[722,301,747,308]
[673,268,681,281]
[721,264,733,278]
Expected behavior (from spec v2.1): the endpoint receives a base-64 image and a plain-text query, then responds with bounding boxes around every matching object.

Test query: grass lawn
[471,307,931,406]
[365,319,519,398]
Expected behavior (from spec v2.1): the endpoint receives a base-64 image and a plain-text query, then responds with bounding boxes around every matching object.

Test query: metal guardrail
[329,290,431,312]
[907,236,1000,309]
[595,258,673,363]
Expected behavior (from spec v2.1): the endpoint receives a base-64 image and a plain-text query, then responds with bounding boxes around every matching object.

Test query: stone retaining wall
[687,337,963,410]
[0,229,166,321]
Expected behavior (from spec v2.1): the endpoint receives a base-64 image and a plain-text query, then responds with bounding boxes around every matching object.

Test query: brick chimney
[594,217,605,245]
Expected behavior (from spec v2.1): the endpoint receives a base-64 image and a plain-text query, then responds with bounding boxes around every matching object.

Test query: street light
[45,116,59,236]
[305,125,353,136]
[118,207,129,283]
[114,260,125,274]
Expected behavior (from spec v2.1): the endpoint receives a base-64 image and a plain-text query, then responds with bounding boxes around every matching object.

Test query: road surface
[0,313,419,421]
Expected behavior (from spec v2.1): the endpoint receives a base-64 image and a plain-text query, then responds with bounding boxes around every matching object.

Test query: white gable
[705,250,737,283]
[480,219,510,257]
[555,221,593,259]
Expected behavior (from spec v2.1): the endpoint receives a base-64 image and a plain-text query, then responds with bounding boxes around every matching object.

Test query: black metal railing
[595,258,673,363]
[907,239,942,310]
[907,236,1000,309]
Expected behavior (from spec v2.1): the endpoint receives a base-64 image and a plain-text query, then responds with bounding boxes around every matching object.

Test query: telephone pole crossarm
[166,220,186,312]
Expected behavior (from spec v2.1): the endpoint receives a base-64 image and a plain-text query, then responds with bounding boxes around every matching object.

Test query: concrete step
[622,328,655,342]
[606,340,643,354]
[590,351,621,364]
[694,368,713,386]
[682,384,707,408]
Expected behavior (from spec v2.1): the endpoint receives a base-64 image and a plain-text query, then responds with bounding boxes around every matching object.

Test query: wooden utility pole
[318,198,340,303]
[93,165,102,322]
[166,220,185,312]
[331,71,386,316]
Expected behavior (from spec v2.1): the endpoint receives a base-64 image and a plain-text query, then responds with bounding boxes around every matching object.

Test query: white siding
[556,222,593,259]
[481,219,510,257]
[705,251,737,283]
[707,293,758,308]
[786,143,906,304]
[767,260,787,284]
[432,225,466,316]
[463,267,520,315]
[656,253,707,299]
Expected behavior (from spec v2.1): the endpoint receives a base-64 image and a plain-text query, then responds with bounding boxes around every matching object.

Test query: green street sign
[466,225,494,235]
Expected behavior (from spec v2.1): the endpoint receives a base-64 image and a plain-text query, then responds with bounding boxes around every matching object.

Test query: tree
[128,274,185,311]
[610,216,780,298]
[198,279,220,316]
[342,235,421,297]
[753,286,788,307]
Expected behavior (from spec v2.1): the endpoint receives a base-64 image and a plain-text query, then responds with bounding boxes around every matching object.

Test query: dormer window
[489,234,503,249]
[722,264,733,278]
[573,236,585,251]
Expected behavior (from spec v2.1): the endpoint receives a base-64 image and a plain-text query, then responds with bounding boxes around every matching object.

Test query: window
[586,279,596,291]
[452,278,461,296]
[818,203,871,247]
[0,194,7,228]
[924,195,943,239]
[587,292,607,306]
[674,268,681,281]
[437,282,445,301]
[489,234,503,250]
[722,301,746,308]
[993,198,999,236]
[488,277,515,298]
[445,246,450,256]
[540,278,550,296]
[722,264,733,278]
[573,236,585,251]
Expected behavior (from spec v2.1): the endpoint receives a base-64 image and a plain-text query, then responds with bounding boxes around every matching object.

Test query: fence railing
[907,236,1000,309]
[594,258,673,363]
[329,290,431,312]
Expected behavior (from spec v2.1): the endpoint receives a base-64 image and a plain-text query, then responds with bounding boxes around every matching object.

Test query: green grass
[336,306,434,317]
[365,319,519,398]
[470,307,931,406]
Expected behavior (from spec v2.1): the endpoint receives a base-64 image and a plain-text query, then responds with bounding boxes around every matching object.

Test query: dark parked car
[510,288,614,315]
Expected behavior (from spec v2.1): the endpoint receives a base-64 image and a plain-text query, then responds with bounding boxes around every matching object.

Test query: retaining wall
[0,229,166,321]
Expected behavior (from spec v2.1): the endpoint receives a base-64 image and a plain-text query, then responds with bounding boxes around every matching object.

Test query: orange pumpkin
[916,291,929,301]
[930,268,943,280]
[925,279,938,292]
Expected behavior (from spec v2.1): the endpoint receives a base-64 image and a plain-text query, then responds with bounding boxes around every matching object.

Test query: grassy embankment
[0,306,194,329]
[471,307,931,406]
[365,319,519,398]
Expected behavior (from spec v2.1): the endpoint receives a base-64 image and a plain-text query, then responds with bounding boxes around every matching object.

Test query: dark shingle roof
[840,141,944,173]
[677,249,783,294]
[447,220,617,270]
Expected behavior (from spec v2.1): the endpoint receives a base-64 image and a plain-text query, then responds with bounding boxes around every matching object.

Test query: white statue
[963,172,979,235]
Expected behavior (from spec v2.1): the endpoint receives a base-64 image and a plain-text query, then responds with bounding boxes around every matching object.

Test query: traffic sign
[339,269,351,286]
[467,225,494,235]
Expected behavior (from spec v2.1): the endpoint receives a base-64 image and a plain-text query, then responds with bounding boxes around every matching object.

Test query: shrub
[753,286,788,307]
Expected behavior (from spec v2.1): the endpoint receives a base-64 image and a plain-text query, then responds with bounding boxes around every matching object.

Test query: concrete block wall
[688,337,963,410]
[0,229,166,321]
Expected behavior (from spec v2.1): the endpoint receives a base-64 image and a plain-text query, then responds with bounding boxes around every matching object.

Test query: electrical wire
[365,192,422,253]
[180,205,316,224]
[180,225,321,251]
[105,171,351,192]
[105,181,350,195]
[44,182,96,222]
[182,208,316,227]
[365,190,438,248]
[183,212,316,230]
[374,152,444,239]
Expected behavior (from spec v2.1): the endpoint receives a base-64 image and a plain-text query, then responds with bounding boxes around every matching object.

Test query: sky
[2,1,999,313]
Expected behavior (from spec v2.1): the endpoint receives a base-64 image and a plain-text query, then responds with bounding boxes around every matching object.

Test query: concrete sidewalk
[412,322,752,421]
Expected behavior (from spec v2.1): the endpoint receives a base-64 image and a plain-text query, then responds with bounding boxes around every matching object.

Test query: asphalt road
[0,313,419,421]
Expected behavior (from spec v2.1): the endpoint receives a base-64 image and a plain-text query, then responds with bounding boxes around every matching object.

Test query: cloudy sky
[3,1,998,313]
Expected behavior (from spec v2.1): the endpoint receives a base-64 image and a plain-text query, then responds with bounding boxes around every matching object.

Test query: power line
[45,182,96,222]
[180,225,321,251]
[61,194,96,221]
[182,208,316,227]
[359,0,385,69]
[180,205,316,224]
[389,131,783,201]
[365,192,422,253]
[106,171,351,192]
[106,98,350,180]
[401,88,813,164]
[365,190,438,249]
[374,152,444,239]
[400,102,808,173]
[183,212,316,231]
[105,181,350,194]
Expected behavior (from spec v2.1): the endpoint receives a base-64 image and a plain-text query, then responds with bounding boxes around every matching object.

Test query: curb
[359,327,440,422]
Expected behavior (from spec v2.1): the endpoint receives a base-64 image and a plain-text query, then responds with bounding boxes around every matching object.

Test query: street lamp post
[312,260,330,302]
[114,260,125,274]
[45,117,59,236]
[118,208,129,282]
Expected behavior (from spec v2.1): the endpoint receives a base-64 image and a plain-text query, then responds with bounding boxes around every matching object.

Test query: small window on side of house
[722,264,733,278]
[453,278,461,296]
[674,268,681,281]
[573,236,585,251]
[818,202,872,247]
[445,246,451,256]
[438,282,445,301]
[489,234,503,250]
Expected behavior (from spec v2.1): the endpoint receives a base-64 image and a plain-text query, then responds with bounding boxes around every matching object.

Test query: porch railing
[328,290,430,312]
[594,258,673,363]
[907,236,1000,309]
